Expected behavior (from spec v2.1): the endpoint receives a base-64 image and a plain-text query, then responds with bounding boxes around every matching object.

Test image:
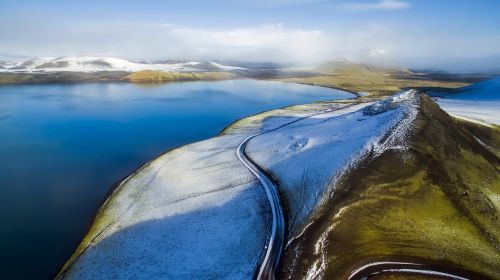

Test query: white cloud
[367,48,387,58]
[342,0,411,11]
[0,22,337,64]
[1,20,499,71]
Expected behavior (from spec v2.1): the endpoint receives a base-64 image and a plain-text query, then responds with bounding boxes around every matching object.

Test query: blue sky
[1,0,499,70]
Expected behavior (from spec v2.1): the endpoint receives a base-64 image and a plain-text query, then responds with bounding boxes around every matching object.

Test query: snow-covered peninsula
[55,78,500,280]
[57,91,423,279]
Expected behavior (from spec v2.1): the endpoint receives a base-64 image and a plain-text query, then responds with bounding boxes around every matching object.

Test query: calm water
[0,79,353,279]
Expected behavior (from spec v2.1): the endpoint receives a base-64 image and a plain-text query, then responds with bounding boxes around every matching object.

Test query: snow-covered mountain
[0,56,244,73]
[0,60,15,69]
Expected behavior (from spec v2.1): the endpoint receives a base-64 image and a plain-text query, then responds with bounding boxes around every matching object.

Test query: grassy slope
[123,70,235,83]
[0,71,130,84]
[272,62,469,96]
[0,70,234,85]
[280,95,500,279]
[0,62,473,91]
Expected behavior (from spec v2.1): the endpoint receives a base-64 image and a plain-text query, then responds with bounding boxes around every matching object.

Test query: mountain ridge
[279,93,500,280]
[0,56,242,73]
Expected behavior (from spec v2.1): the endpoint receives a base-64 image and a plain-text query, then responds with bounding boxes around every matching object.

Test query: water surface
[0,79,353,279]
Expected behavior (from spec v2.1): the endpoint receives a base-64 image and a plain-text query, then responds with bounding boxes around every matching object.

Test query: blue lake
[0,79,353,279]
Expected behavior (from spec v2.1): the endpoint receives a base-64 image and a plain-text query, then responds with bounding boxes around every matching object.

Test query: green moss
[271,70,467,97]
[124,70,235,83]
[0,72,129,84]
[280,95,500,280]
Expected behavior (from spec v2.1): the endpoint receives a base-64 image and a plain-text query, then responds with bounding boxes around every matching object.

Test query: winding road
[236,103,360,279]
[236,99,481,280]
[237,134,285,280]
[348,262,472,280]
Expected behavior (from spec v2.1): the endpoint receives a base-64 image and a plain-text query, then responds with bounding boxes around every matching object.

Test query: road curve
[348,262,472,280]
[236,103,360,279]
[237,134,285,280]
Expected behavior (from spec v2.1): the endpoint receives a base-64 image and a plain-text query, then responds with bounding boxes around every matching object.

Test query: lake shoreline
[0,79,355,279]
[54,84,359,278]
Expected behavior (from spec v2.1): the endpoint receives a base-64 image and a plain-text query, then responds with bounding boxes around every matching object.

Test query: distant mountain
[0,60,14,69]
[215,61,287,70]
[316,60,412,75]
[0,56,245,73]
[184,61,244,71]
[124,70,235,83]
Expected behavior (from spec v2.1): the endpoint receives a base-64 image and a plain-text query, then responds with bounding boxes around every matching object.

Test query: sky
[1,0,499,71]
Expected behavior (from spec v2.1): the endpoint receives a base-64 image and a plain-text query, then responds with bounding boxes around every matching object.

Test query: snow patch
[363,89,416,115]
[431,78,500,126]
[2,56,245,73]
[435,99,499,126]
[60,134,271,279]
[246,90,419,236]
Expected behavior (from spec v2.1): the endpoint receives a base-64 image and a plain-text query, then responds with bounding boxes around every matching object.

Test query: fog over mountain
[1,0,499,72]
